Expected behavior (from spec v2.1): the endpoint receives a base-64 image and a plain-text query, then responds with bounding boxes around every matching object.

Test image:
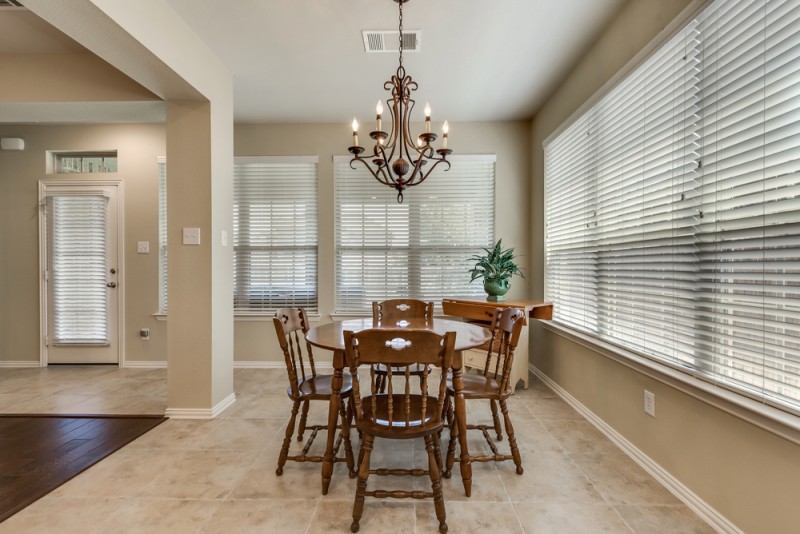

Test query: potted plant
[468,239,524,301]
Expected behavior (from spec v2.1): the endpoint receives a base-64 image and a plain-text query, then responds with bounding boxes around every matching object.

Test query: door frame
[38,179,125,367]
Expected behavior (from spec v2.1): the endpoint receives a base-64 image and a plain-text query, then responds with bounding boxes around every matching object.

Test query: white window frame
[233,156,319,315]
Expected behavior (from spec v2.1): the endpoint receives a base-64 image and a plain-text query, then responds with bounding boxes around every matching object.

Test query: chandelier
[348,0,452,204]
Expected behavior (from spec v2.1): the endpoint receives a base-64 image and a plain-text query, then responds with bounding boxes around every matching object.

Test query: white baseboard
[123,360,168,368]
[529,364,741,534]
[0,361,42,368]
[233,361,284,369]
[165,392,237,419]
[2,359,329,372]
[233,360,333,369]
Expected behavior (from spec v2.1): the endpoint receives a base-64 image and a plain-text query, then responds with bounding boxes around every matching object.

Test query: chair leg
[444,399,458,478]
[339,395,356,478]
[346,393,354,426]
[425,434,448,534]
[347,393,362,440]
[500,399,523,475]
[441,395,452,428]
[277,399,300,475]
[437,396,450,457]
[490,399,503,441]
[433,430,444,472]
[351,433,374,533]
[357,438,366,474]
[297,400,311,441]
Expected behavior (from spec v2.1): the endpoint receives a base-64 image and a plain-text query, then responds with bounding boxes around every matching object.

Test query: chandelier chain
[398,0,403,67]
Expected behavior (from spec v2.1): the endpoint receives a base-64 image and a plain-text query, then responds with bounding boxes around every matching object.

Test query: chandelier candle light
[348,0,452,203]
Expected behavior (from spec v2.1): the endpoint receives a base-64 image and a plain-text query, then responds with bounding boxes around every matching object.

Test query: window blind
[334,154,495,314]
[233,156,318,313]
[48,194,109,343]
[157,157,168,313]
[545,0,800,413]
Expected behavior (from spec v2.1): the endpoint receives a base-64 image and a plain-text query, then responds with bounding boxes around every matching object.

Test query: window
[545,0,800,413]
[53,151,118,174]
[334,154,495,314]
[47,194,109,343]
[157,157,167,314]
[234,157,318,313]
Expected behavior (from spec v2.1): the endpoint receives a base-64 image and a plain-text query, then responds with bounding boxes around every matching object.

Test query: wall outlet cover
[182,228,201,245]
[644,390,656,417]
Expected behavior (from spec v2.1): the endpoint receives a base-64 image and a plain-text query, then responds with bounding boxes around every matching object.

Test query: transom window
[52,151,118,174]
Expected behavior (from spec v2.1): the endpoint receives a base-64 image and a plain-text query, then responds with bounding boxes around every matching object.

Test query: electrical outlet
[139,328,150,340]
[182,227,201,245]
[644,390,656,417]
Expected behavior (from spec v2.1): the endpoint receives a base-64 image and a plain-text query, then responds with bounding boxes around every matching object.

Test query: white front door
[40,181,122,364]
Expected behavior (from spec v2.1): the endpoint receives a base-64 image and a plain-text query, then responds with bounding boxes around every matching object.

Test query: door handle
[106,282,117,288]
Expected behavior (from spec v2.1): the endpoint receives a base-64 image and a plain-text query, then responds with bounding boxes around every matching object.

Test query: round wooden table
[306,317,491,497]
[306,317,490,353]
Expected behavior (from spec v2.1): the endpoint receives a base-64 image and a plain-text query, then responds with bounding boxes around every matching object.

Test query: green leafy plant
[468,239,524,284]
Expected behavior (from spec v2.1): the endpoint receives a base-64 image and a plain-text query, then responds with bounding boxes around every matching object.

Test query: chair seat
[358,394,443,439]
[288,373,353,400]
[446,373,510,399]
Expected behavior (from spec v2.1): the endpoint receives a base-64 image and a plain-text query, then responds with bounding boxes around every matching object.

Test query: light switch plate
[221,230,228,247]
[137,241,150,254]
[183,228,201,245]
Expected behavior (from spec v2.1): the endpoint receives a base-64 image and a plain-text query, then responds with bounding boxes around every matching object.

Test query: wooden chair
[372,299,434,393]
[344,328,455,534]
[444,307,526,477]
[273,308,355,479]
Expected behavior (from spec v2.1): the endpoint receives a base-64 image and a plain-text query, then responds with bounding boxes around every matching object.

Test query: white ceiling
[1,0,626,124]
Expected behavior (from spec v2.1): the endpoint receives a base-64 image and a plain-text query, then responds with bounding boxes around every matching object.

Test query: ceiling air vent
[362,30,421,53]
[0,0,24,7]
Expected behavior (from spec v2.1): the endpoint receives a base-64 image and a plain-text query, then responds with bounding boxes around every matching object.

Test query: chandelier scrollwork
[348,0,451,203]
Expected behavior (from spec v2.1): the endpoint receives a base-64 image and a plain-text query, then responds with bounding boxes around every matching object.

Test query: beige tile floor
[0,367,716,533]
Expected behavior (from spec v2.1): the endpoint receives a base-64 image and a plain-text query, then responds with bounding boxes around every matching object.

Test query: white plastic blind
[233,157,318,313]
[48,194,109,343]
[157,157,167,313]
[545,0,800,413]
[334,155,495,314]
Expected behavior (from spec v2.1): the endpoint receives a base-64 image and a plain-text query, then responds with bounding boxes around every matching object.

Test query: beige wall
[0,53,158,102]
[234,121,531,362]
[0,123,167,364]
[529,0,800,531]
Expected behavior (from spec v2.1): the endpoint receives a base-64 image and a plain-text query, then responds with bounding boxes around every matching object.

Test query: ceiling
[1,0,626,123]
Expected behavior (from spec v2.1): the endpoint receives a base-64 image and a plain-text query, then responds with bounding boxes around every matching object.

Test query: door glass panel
[49,194,109,344]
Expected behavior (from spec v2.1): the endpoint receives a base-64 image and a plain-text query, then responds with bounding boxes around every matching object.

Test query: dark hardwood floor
[0,415,167,523]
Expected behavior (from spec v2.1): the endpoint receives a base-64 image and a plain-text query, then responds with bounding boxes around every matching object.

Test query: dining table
[306,316,491,497]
